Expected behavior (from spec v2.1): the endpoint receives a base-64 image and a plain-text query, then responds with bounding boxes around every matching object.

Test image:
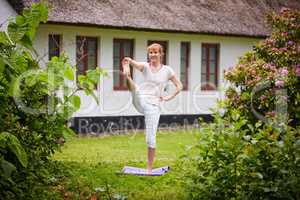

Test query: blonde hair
[147,43,164,62]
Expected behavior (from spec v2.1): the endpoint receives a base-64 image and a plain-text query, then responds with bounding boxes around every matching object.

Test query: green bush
[182,113,300,199]
[0,3,106,199]
[182,8,300,199]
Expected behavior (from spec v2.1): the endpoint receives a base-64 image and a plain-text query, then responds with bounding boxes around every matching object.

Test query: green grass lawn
[51,128,199,200]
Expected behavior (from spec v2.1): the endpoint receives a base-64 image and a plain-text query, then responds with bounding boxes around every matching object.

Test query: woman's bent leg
[126,76,137,91]
[123,62,137,91]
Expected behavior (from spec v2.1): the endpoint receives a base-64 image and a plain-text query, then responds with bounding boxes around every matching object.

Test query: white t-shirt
[137,63,175,106]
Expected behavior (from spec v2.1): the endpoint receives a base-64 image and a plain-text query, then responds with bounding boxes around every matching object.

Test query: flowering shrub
[182,8,300,199]
[224,8,300,128]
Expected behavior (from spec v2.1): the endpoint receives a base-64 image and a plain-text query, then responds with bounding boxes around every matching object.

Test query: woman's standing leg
[144,105,160,173]
[147,147,155,174]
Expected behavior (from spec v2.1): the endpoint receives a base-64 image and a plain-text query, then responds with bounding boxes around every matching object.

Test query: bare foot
[122,63,137,91]
[122,63,131,77]
[147,168,152,175]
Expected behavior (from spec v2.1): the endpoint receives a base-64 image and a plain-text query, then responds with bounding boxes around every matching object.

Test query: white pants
[131,90,160,148]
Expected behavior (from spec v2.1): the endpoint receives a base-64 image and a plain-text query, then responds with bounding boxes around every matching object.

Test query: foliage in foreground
[183,113,300,199]
[0,3,106,199]
[182,8,300,200]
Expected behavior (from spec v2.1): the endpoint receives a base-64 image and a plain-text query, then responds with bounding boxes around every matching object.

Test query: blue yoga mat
[122,166,170,176]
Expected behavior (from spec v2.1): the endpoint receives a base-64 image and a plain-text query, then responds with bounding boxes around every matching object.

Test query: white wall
[34,24,261,117]
[0,0,17,31]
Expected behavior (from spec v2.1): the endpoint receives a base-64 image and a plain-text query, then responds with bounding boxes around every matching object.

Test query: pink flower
[275,80,284,87]
[280,67,289,76]
[265,39,274,45]
[295,66,300,77]
[266,111,276,118]
[281,32,288,37]
[287,41,294,46]
[260,95,267,101]
[263,64,269,69]
[280,47,287,52]
[280,7,289,14]
[256,76,262,82]
[263,63,276,70]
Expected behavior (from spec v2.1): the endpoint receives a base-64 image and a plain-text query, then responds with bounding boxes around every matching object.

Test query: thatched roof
[8,0,300,37]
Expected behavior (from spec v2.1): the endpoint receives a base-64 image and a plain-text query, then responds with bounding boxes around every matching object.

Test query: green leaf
[70,95,81,110]
[77,75,86,86]
[0,58,5,74]
[247,124,254,132]
[0,31,11,45]
[7,22,28,43]
[62,127,76,140]
[1,132,28,168]
[25,74,37,87]
[250,172,263,179]
[7,2,48,45]
[19,34,34,51]
[87,69,100,83]
[99,67,109,77]
[31,2,48,23]
[1,159,16,179]
[9,76,19,97]
[64,65,74,81]
[15,15,25,25]
[231,110,240,121]
[255,121,262,128]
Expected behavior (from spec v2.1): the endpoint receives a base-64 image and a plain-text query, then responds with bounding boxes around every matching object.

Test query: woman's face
[148,48,161,63]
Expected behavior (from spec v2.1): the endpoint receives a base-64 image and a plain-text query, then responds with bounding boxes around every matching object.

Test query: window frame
[180,42,190,91]
[113,38,134,91]
[76,36,98,90]
[76,36,98,75]
[48,34,62,60]
[201,43,220,91]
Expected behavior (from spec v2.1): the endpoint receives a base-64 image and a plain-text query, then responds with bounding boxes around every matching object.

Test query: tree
[0,3,107,199]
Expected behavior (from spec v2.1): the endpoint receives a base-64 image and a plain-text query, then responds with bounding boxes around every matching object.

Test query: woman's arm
[160,75,183,101]
[123,57,145,72]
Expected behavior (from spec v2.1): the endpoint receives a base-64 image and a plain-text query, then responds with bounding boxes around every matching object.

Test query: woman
[122,43,182,174]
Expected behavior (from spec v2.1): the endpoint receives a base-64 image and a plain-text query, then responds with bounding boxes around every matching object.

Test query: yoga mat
[121,166,170,176]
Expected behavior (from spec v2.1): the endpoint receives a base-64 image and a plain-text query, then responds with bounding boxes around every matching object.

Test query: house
[2,0,300,134]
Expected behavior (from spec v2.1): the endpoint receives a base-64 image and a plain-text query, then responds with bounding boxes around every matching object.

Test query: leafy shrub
[0,3,106,199]
[182,8,300,200]
[183,113,300,199]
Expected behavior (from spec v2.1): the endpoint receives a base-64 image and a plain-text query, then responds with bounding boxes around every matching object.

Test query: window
[113,39,134,90]
[180,42,190,90]
[76,36,98,76]
[147,40,168,65]
[201,44,219,90]
[48,34,61,60]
